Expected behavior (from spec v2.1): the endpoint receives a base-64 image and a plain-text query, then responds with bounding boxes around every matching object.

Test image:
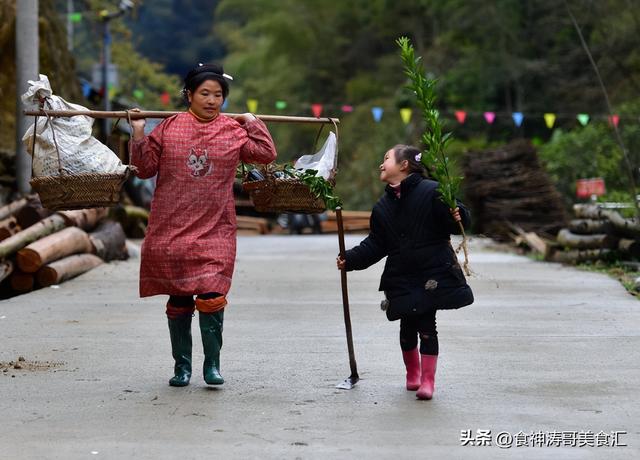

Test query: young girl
[129,63,277,387]
[337,144,473,400]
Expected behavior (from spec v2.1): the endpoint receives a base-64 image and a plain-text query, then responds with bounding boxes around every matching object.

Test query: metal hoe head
[335,375,359,390]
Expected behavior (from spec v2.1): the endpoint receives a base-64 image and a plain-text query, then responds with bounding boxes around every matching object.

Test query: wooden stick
[58,208,109,231]
[88,221,128,262]
[573,204,640,236]
[547,248,612,264]
[335,207,359,386]
[0,260,14,283]
[0,214,67,260]
[37,254,103,287]
[24,109,339,125]
[17,227,93,273]
[0,197,30,222]
[15,196,53,230]
[557,228,618,250]
[10,271,35,293]
[0,216,21,242]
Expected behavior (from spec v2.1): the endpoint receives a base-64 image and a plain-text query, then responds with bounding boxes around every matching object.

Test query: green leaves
[282,165,343,210]
[397,36,461,209]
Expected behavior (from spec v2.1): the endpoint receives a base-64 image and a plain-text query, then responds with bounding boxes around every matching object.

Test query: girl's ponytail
[392,144,428,177]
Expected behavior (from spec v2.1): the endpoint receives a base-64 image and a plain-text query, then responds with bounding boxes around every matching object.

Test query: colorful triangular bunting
[400,108,412,125]
[371,107,384,122]
[544,113,556,129]
[512,112,524,127]
[311,104,323,118]
[484,112,496,124]
[577,113,590,126]
[608,114,620,128]
[246,99,258,113]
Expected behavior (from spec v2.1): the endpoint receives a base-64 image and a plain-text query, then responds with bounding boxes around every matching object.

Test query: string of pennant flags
[237,98,629,129]
[67,10,633,131]
[93,80,632,129]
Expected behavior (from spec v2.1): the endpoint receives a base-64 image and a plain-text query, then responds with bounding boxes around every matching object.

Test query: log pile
[110,205,149,239]
[463,139,567,240]
[545,204,639,264]
[0,197,128,299]
[112,186,370,236]
[321,210,371,233]
[236,216,270,235]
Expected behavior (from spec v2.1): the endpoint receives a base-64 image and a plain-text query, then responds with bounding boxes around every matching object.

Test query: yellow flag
[544,113,556,129]
[247,98,258,113]
[400,108,412,125]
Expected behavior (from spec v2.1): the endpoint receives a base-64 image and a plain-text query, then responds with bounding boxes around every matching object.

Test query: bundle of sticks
[0,196,128,298]
[463,139,567,240]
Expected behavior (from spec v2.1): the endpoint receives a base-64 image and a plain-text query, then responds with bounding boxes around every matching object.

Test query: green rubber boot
[167,314,193,387]
[199,310,224,385]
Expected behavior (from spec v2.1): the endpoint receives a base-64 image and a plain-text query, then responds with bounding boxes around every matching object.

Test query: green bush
[539,122,640,209]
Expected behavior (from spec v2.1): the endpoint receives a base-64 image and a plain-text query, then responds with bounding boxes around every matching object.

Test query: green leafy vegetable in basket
[397,36,470,275]
[283,165,343,210]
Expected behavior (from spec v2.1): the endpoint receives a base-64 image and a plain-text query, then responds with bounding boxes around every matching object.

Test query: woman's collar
[188,108,218,123]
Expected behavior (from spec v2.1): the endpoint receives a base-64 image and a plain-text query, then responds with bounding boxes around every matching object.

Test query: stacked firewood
[0,196,128,298]
[110,204,149,239]
[545,204,640,263]
[462,139,567,240]
[321,210,371,233]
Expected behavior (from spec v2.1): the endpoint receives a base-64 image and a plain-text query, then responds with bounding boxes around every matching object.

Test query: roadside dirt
[0,356,65,376]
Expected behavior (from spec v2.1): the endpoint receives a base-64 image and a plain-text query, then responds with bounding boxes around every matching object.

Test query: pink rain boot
[402,348,421,391]
[416,354,438,400]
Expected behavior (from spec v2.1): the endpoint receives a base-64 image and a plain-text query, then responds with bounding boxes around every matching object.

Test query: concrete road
[1,235,638,459]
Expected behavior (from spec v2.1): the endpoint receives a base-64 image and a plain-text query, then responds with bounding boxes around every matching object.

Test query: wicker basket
[30,169,131,211]
[28,108,132,211]
[242,123,339,214]
[242,174,326,214]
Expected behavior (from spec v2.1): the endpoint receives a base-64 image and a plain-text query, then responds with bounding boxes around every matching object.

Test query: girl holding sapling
[337,144,473,400]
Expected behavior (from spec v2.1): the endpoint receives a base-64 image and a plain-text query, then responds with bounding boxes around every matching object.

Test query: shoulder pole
[24,109,339,125]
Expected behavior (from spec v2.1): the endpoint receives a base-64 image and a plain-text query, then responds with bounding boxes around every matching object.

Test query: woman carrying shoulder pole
[129,63,277,387]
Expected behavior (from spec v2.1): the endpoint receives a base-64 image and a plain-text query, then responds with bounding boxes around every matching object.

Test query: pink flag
[311,104,323,118]
[484,112,496,124]
[455,110,467,124]
[608,114,620,128]
[341,105,354,113]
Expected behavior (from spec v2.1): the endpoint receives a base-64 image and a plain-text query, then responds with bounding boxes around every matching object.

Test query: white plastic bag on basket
[294,131,337,180]
[21,74,127,177]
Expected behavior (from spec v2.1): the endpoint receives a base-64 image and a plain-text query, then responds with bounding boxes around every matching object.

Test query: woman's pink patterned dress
[130,112,276,297]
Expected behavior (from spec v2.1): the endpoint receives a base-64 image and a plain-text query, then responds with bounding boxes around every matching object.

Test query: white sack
[21,74,127,177]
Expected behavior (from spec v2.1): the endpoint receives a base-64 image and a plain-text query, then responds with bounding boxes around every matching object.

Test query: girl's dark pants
[399,309,438,355]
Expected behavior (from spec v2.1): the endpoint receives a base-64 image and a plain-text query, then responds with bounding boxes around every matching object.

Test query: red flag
[608,114,620,128]
[160,92,170,106]
[455,110,467,124]
[341,105,354,113]
[311,103,323,118]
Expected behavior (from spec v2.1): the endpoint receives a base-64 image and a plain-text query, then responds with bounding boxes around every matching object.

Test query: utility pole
[101,13,113,138]
[67,0,74,51]
[99,1,133,140]
[15,0,39,196]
